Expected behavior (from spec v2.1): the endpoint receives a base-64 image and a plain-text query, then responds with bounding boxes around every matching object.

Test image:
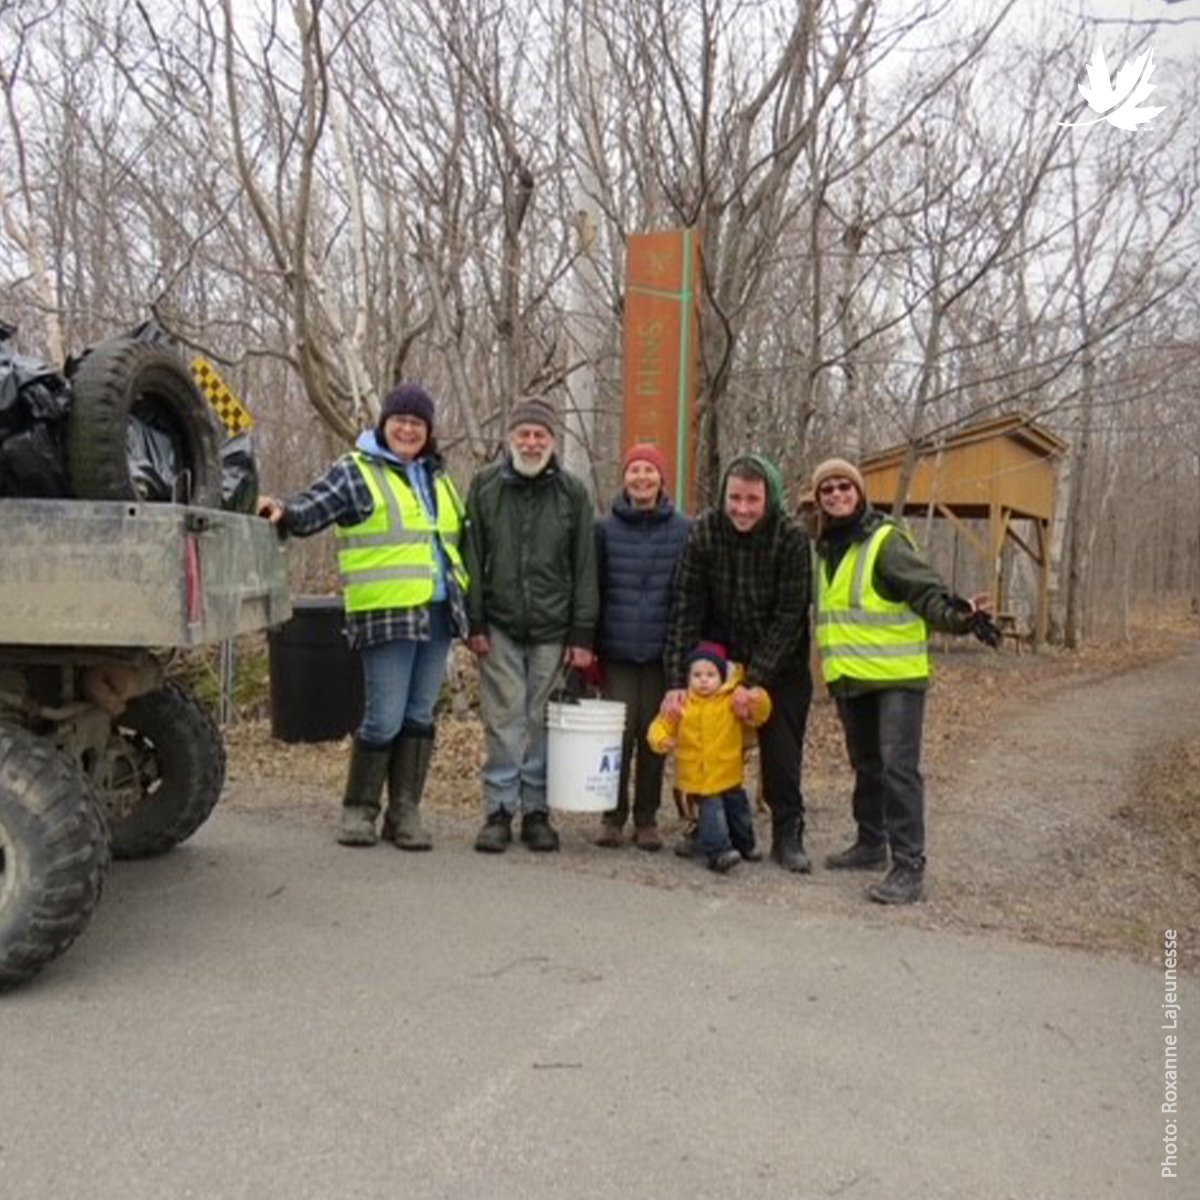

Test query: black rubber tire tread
[103,682,227,860]
[102,683,226,860]
[67,337,222,507]
[0,723,111,990]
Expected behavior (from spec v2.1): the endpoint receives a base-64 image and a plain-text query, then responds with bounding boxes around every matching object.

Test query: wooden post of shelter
[855,414,1068,645]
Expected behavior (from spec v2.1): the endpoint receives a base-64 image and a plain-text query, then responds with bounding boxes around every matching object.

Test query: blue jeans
[478,625,563,815]
[357,603,453,747]
[696,788,756,863]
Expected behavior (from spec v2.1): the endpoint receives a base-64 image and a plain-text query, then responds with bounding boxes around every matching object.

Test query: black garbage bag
[0,322,71,496]
[3,317,230,508]
[220,431,260,513]
[125,407,187,502]
[0,424,70,498]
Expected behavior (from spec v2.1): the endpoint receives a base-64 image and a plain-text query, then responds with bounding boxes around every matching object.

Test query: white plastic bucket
[545,699,626,812]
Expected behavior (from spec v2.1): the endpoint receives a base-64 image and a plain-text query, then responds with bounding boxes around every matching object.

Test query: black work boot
[337,740,390,847]
[868,860,925,905]
[769,819,812,874]
[472,806,511,854]
[824,840,888,871]
[474,809,513,853]
[382,727,435,851]
[520,810,560,852]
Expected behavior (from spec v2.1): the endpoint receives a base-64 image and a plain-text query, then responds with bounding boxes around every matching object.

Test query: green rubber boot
[337,740,390,847]
[382,727,435,850]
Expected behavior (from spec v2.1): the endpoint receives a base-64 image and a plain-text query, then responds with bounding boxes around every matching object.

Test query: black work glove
[968,610,1002,648]
[949,595,1002,648]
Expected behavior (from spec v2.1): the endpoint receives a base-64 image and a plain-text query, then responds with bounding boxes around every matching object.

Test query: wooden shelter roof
[855,412,1067,523]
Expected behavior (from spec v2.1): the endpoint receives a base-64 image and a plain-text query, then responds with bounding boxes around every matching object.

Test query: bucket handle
[547,664,587,706]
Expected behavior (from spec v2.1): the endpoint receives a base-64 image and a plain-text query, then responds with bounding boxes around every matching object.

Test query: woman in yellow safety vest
[810,457,994,905]
[258,385,469,850]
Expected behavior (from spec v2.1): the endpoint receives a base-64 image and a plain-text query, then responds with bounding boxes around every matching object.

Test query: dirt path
[921,643,1200,964]
[223,640,1200,970]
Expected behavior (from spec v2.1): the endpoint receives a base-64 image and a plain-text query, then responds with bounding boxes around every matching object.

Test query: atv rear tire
[67,337,222,507]
[96,683,226,860]
[0,724,111,989]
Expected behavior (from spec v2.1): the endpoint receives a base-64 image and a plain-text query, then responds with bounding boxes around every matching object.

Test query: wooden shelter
[855,413,1068,643]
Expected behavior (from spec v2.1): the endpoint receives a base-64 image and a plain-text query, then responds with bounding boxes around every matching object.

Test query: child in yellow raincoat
[647,642,772,872]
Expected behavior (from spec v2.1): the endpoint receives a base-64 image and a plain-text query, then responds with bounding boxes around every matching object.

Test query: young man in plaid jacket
[662,454,813,873]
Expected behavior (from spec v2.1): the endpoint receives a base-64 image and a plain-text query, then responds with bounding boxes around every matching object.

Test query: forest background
[3,0,1199,647]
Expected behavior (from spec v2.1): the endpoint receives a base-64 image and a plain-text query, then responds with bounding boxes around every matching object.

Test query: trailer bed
[0,499,291,647]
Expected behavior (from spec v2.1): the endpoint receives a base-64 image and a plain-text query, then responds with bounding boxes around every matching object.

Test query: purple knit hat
[378,383,435,439]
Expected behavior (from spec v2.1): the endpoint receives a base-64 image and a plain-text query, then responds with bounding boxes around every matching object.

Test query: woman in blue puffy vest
[593,444,691,850]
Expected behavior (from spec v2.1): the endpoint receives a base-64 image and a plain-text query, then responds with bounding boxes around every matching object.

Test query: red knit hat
[623,442,668,479]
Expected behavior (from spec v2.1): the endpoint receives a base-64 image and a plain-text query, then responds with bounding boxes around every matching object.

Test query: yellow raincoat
[647,665,771,796]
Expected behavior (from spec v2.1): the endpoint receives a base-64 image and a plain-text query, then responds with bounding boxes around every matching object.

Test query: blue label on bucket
[584,745,622,793]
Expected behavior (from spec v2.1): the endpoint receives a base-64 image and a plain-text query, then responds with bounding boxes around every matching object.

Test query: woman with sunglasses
[810,457,990,905]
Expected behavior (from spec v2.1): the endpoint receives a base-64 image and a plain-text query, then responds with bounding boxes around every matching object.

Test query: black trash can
[267,595,364,743]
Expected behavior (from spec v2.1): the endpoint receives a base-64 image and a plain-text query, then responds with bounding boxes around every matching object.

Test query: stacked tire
[66,336,223,507]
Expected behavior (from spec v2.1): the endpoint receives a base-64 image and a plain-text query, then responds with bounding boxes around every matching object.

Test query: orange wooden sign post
[622,229,701,512]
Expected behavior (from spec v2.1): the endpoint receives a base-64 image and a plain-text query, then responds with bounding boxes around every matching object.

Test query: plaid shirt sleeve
[282,457,374,537]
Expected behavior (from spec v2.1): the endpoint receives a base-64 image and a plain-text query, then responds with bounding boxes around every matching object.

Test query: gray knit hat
[507,397,559,438]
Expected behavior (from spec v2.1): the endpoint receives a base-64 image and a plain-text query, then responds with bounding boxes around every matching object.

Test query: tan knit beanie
[811,457,866,496]
[811,457,866,538]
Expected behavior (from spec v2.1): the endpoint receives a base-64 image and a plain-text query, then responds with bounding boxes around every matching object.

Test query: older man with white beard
[464,398,599,853]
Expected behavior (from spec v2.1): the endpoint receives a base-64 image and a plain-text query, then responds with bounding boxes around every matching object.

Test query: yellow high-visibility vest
[815,523,929,684]
[336,453,468,614]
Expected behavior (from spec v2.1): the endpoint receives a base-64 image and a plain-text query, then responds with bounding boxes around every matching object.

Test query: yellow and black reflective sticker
[191,356,254,435]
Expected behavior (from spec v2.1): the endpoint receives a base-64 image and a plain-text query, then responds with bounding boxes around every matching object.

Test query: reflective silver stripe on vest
[362,458,405,525]
[339,529,428,550]
[850,537,873,607]
[815,611,915,627]
[341,566,433,585]
[821,642,929,660]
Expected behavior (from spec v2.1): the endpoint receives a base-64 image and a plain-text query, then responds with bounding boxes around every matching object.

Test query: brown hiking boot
[634,825,663,853]
[595,821,624,848]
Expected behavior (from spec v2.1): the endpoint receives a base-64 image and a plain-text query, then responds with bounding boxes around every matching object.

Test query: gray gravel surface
[3,801,1191,1199]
